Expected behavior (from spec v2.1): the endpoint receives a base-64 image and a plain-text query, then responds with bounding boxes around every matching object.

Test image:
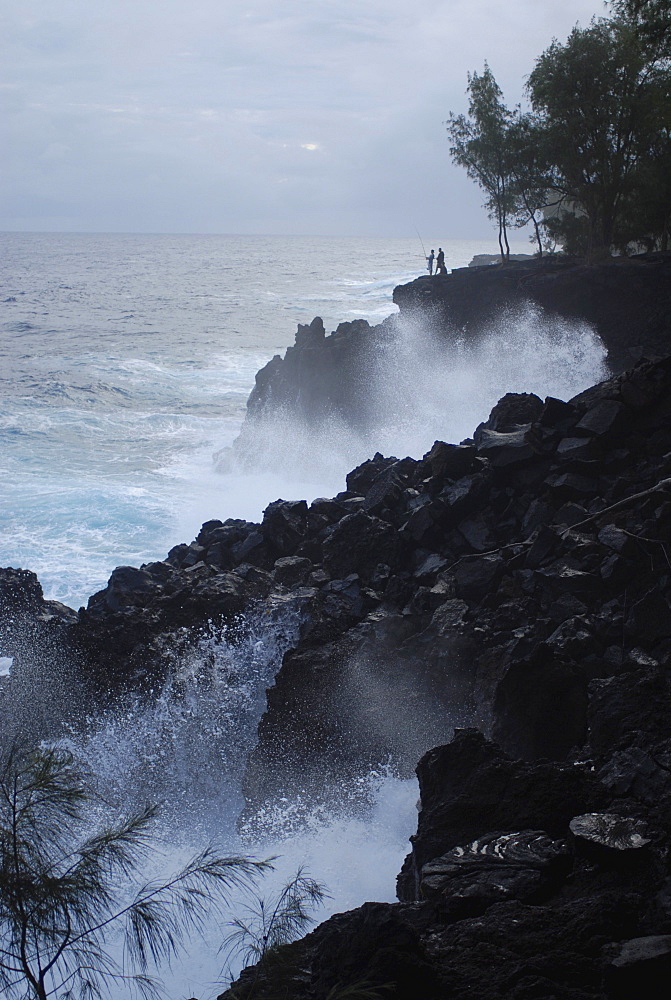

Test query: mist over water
[371,303,608,448]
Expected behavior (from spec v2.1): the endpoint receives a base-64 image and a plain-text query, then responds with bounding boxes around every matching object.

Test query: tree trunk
[601,205,615,256]
[532,214,543,256]
[498,211,506,262]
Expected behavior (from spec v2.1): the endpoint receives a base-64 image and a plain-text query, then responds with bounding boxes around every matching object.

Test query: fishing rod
[415,227,428,261]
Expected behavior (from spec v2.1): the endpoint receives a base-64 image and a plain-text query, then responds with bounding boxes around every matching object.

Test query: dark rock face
[418,829,572,908]
[395,253,671,375]
[222,738,667,1000]
[219,901,443,1000]
[397,729,606,899]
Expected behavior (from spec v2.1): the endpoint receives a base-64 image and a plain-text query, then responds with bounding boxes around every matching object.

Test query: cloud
[1,0,606,235]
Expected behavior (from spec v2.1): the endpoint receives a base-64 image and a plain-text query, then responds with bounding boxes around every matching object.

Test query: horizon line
[0,229,523,244]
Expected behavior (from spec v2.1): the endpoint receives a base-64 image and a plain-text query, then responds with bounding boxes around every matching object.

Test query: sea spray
[0,233,611,997]
[45,606,418,999]
[228,303,608,487]
[60,602,303,830]
[110,771,418,1000]
[0,233,560,608]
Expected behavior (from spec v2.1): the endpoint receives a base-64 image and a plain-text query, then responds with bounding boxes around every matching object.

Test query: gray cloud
[2,0,606,236]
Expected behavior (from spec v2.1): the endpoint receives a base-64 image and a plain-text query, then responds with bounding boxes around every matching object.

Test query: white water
[2,232,551,608]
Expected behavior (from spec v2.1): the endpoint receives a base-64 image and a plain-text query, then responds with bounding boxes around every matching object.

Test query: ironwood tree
[445,64,516,261]
[527,15,670,256]
[446,8,671,257]
[0,744,269,1000]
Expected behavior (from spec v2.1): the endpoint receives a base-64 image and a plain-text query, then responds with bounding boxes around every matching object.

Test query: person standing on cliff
[427,249,435,275]
[436,248,446,275]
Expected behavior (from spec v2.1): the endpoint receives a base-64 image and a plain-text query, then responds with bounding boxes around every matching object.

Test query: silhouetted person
[427,249,435,275]
[436,247,446,275]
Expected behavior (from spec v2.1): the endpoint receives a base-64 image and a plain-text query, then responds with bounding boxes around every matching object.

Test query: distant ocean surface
[1,232,576,609]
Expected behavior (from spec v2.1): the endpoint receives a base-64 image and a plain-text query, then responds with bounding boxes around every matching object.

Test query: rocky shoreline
[2,257,671,998]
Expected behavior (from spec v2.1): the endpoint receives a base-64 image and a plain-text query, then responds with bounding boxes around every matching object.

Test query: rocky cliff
[3,351,671,997]
[2,260,671,998]
[394,252,671,375]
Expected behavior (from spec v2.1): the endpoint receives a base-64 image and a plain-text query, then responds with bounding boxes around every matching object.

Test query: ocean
[0,232,608,998]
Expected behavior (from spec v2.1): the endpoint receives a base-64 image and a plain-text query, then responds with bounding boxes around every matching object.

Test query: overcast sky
[2,0,607,237]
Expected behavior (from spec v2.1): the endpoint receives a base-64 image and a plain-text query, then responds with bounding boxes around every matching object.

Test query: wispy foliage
[0,744,270,1000]
[446,63,517,260]
[221,866,329,971]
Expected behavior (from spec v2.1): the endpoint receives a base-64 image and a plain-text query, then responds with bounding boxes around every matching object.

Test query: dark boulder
[476,426,537,467]
[398,729,604,901]
[0,566,44,608]
[420,441,479,481]
[419,830,571,910]
[346,452,397,494]
[261,499,309,557]
[323,510,404,581]
[453,554,503,599]
[93,565,161,612]
[482,392,544,433]
[273,555,313,587]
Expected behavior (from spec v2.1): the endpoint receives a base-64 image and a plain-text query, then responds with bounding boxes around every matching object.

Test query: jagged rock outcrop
[4,353,671,792]
[239,353,671,813]
[236,254,671,447]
